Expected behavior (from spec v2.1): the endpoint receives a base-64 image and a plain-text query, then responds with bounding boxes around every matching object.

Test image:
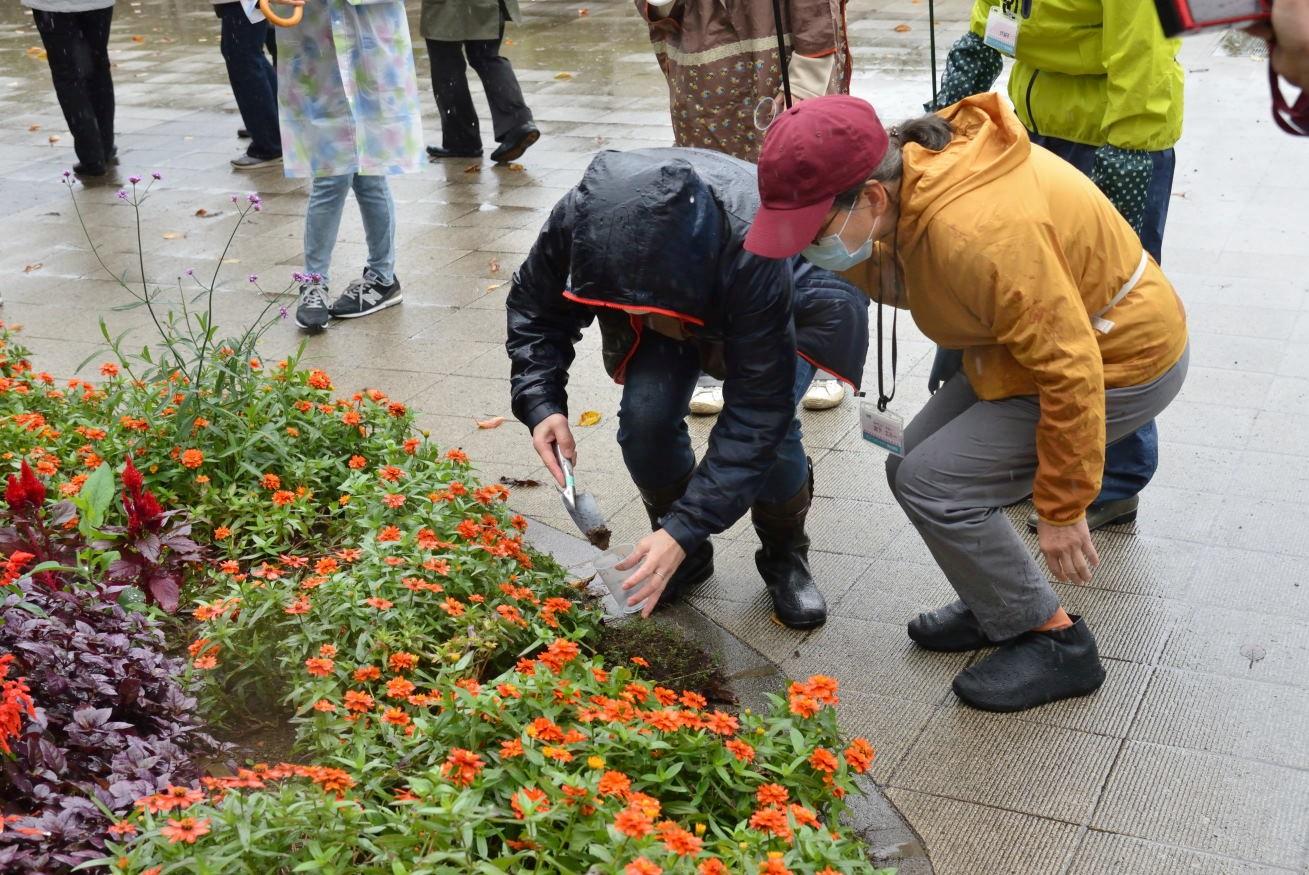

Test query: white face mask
[801,203,874,271]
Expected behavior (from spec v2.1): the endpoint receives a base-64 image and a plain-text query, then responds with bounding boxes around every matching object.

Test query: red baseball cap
[745,95,890,259]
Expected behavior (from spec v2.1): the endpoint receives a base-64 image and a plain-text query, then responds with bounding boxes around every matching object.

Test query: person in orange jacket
[745,94,1189,712]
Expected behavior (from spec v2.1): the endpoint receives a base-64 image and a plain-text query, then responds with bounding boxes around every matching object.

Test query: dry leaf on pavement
[555,72,574,80]
[577,411,602,427]
[578,7,589,14]
[27,124,40,132]
[22,263,43,274]
[131,35,145,43]
[463,163,481,174]
[505,163,525,172]
[488,259,501,274]
[162,232,183,239]
[47,135,60,145]
[894,23,911,31]
[477,416,508,430]
[485,281,507,292]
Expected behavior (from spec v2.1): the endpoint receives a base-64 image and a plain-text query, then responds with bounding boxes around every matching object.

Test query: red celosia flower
[1,654,37,755]
[4,460,45,513]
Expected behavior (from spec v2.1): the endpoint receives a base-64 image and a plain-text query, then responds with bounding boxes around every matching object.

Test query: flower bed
[0,182,890,874]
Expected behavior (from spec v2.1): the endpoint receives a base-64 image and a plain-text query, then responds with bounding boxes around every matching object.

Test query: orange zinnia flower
[180,449,203,469]
[844,737,875,774]
[378,465,404,482]
[261,472,281,489]
[99,362,119,377]
[388,652,418,673]
[808,747,838,774]
[313,699,335,713]
[704,710,739,736]
[212,526,231,540]
[364,597,393,611]
[385,677,416,699]
[788,694,819,719]
[353,665,381,682]
[698,861,729,875]
[756,783,789,807]
[160,817,210,845]
[625,859,662,875]
[271,490,295,506]
[500,738,524,758]
[749,808,792,842]
[614,804,654,839]
[382,708,410,727]
[343,690,374,713]
[658,822,703,857]
[758,854,792,875]
[383,493,406,508]
[440,748,485,786]
[725,739,756,763]
[445,448,468,463]
[347,454,367,469]
[788,804,820,829]
[305,657,334,677]
[439,596,465,618]
[511,787,549,819]
[192,655,217,670]
[377,526,402,543]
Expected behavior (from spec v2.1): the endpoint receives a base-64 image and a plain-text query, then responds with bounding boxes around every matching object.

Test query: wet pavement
[3,1,1308,872]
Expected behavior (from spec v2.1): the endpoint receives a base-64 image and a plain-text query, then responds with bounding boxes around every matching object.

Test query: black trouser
[33,7,115,168]
[216,2,281,159]
[426,9,532,151]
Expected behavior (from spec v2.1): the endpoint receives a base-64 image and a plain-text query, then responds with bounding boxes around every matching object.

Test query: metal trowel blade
[559,489,611,550]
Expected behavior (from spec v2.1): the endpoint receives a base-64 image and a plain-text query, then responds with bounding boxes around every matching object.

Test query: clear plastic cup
[593,543,646,616]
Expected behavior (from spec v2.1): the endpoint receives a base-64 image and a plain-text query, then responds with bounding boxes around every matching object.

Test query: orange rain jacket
[844,93,1188,525]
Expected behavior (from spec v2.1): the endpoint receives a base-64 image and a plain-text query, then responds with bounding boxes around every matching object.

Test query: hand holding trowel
[554,445,611,550]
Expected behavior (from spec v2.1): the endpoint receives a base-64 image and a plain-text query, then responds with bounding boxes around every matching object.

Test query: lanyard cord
[875,232,900,412]
[928,0,939,103]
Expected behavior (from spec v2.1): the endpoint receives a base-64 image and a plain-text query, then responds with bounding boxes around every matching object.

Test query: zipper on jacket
[1024,70,1041,137]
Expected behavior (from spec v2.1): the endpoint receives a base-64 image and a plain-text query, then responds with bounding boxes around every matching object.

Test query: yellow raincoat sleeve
[1101,0,1181,149]
[954,225,1106,525]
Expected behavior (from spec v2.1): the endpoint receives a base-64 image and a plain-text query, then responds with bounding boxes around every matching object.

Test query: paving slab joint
[520,511,935,874]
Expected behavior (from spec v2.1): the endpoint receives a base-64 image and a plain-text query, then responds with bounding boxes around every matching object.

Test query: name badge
[984,6,1019,55]
[861,397,904,456]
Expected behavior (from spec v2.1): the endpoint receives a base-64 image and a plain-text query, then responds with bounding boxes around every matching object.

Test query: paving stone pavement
[3,1,1308,872]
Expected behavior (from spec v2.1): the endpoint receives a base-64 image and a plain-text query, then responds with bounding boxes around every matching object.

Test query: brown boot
[752,459,826,630]
[637,469,714,603]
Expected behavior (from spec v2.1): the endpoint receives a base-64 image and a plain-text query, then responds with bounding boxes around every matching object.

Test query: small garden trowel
[554,445,611,549]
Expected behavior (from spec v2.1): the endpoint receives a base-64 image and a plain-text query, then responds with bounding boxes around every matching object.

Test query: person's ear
[862,180,890,214]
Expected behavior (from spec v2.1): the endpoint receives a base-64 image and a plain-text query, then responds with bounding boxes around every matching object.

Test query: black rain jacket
[506,148,867,551]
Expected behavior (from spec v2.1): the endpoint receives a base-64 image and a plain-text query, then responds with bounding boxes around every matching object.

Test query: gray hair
[834,113,954,208]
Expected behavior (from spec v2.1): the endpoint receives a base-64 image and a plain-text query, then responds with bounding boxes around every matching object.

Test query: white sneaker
[801,379,845,410]
[688,384,725,416]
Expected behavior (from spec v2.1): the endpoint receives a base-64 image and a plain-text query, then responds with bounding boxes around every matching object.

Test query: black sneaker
[328,270,402,319]
[294,282,331,332]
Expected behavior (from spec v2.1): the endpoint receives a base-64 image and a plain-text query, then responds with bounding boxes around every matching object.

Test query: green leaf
[80,463,115,526]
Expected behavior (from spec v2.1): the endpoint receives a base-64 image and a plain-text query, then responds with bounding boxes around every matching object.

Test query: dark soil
[597,618,736,707]
[203,716,304,774]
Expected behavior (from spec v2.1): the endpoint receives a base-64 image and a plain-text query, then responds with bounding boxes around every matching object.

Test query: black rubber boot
[908,601,1013,652]
[638,470,714,604]
[752,460,826,630]
[952,616,1106,712]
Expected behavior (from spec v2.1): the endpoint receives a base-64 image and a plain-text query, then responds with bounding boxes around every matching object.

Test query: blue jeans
[303,174,396,285]
[618,330,816,504]
[1030,133,1175,502]
[216,2,280,160]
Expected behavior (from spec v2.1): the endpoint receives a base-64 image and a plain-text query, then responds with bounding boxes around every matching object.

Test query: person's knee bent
[885,452,903,498]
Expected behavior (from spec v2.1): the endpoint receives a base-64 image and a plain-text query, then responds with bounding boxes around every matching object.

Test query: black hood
[568,149,757,321]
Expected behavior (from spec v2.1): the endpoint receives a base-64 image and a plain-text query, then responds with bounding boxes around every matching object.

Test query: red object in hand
[1154,0,1271,35]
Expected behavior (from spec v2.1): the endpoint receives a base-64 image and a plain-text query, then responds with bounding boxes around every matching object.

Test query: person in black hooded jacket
[506,147,868,629]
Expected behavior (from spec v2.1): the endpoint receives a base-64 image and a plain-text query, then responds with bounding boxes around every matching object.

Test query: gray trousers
[885,347,1189,641]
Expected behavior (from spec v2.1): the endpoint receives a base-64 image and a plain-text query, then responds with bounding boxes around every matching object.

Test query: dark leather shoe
[908,601,1010,652]
[73,162,107,177]
[952,617,1106,712]
[1027,495,1138,533]
[427,144,482,160]
[489,122,540,163]
[753,459,826,630]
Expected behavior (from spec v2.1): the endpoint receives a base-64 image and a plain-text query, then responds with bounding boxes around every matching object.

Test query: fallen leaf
[488,259,501,274]
[576,410,602,427]
[894,23,912,32]
[504,38,515,46]
[485,281,507,292]
[162,231,183,240]
[27,123,40,132]
[578,7,589,14]
[47,134,60,145]
[554,71,574,80]
[26,47,47,60]
[463,162,482,174]
[195,208,209,217]
[476,416,507,430]
[22,263,43,274]
[499,476,542,488]
[505,163,525,172]
[131,34,145,43]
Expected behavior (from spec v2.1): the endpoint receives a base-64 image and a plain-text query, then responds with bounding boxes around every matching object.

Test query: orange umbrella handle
[259,0,303,28]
